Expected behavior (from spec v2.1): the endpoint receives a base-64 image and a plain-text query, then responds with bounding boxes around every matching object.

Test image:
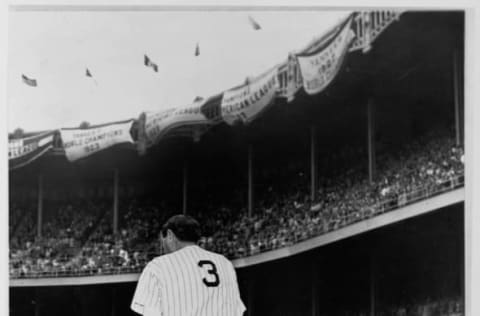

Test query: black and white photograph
[3,3,479,316]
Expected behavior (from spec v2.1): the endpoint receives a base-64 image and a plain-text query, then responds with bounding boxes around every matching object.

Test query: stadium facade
[9,10,465,316]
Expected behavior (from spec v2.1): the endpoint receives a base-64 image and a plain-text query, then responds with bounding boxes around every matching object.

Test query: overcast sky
[7,9,351,132]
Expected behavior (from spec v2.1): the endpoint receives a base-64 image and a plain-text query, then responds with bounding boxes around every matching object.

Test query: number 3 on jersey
[198,260,220,287]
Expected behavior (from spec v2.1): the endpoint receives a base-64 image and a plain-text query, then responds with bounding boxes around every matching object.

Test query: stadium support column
[453,49,461,146]
[113,168,119,236]
[367,98,376,184]
[183,159,188,215]
[310,126,317,202]
[248,144,254,217]
[37,174,43,239]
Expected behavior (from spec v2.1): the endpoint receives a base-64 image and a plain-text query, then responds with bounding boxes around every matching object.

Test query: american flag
[21,74,37,87]
[248,16,262,30]
[144,54,159,72]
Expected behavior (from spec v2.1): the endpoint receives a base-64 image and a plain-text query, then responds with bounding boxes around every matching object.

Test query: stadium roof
[8,11,464,177]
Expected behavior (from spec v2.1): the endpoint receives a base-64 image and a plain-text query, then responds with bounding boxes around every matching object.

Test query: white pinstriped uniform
[131,245,246,316]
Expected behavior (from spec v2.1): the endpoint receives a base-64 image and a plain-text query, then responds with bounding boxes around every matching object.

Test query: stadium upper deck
[9,11,465,282]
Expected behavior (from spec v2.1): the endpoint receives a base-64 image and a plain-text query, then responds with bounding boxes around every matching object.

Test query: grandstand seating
[376,296,464,316]
[9,130,464,278]
[321,296,463,316]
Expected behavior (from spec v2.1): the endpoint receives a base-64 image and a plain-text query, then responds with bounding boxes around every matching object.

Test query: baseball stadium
[8,10,465,316]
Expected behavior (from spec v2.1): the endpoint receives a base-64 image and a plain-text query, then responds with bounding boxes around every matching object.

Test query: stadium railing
[9,174,464,279]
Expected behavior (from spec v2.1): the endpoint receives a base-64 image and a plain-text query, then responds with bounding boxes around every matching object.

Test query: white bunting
[221,67,278,125]
[297,17,355,95]
[144,100,210,147]
[60,120,134,162]
[8,131,54,170]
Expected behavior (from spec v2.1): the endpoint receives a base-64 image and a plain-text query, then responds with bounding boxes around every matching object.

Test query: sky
[7,8,351,133]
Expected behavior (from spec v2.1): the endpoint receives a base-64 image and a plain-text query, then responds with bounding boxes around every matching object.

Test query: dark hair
[161,215,201,243]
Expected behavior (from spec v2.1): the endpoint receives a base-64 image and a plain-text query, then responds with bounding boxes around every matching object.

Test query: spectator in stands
[9,131,465,277]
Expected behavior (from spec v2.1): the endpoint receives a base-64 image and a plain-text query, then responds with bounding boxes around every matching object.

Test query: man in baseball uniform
[131,214,246,316]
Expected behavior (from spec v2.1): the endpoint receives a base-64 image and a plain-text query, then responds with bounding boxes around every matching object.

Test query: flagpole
[86,68,97,86]
[194,42,200,100]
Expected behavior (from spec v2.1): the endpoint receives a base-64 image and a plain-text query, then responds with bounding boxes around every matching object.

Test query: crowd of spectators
[9,130,464,278]
[376,296,464,316]
[9,200,110,278]
[201,131,464,257]
[9,202,36,252]
[330,296,463,316]
[63,199,176,274]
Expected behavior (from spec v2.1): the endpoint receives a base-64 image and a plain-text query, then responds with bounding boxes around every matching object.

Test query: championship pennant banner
[221,67,278,125]
[60,120,134,162]
[297,16,355,95]
[9,131,55,170]
[144,102,211,147]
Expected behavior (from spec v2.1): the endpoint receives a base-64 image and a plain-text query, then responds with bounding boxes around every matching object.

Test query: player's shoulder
[194,246,233,266]
[145,246,233,269]
[149,247,195,267]
[145,254,171,272]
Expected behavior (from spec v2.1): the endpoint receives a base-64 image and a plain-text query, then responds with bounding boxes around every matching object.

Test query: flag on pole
[195,42,200,56]
[144,54,158,72]
[21,74,37,87]
[193,96,204,103]
[85,67,98,85]
[248,16,262,30]
[244,76,255,85]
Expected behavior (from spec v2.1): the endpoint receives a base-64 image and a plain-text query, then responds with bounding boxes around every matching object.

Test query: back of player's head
[161,214,201,243]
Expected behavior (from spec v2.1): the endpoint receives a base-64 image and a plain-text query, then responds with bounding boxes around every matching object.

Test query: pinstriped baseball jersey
[131,245,246,316]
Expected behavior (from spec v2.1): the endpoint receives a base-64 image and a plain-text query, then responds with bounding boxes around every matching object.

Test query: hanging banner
[60,120,134,162]
[285,53,301,103]
[144,100,211,147]
[200,93,224,121]
[8,131,55,170]
[221,67,278,125]
[296,16,355,95]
